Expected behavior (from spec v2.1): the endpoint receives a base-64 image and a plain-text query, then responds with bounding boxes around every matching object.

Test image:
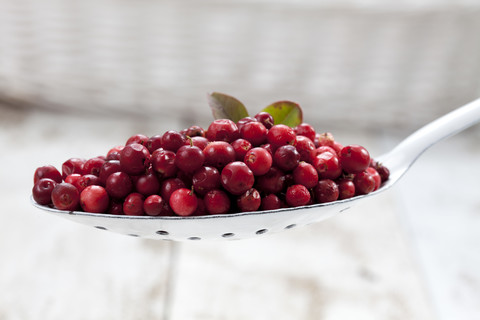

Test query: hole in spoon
[94,226,107,230]
[156,230,169,236]
[256,229,268,235]
[285,224,296,229]
[188,237,201,240]
[222,233,235,238]
[128,234,139,237]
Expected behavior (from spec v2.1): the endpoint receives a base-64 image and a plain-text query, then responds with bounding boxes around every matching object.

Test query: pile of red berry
[32,112,389,217]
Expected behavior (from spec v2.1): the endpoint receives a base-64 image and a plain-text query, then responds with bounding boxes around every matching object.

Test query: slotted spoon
[32,98,480,241]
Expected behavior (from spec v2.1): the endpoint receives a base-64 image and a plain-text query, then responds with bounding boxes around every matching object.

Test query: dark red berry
[353,171,375,195]
[295,136,316,163]
[204,189,231,215]
[295,123,316,142]
[143,195,164,216]
[254,112,274,129]
[203,141,236,169]
[120,143,150,175]
[267,124,296,149]
[337,178,355,200]
[151,149,177,178]
[244,147,273,176]
[160,178,186,202]
[237,188,261,212]
[135,173,160,196]
[192,166,220,196]
[236,117,257,132]
[184,125,205,137]
[162,130,186,152]
[80,185,109,213]
[231,138,252,161]
[339,145,370,174]
[82,157,106,177]
[61,158,85,180]
[187,136,209,150]
[34,165,62,184]
[366,167,381,191]
[123,193,145,216]
[169,188,198,216]
[255,167,285,194]
[175,144,205,173]
[51,183,80,211]
[273,145,300,171]
[261,194,283,210]
[286,184,311,207]
[313,151,342,180]
[206,119,239,143]
[126,134,149,146]
[98,160,121,185]
[240,121,267,146]
[293,162,318,188]
[105,172,133,199]
[77,174,101,192]
[107,199,124,215]
[146,135,163,153]
[221,161,255,195]
[32,178,57,205]
[314,179,339,203]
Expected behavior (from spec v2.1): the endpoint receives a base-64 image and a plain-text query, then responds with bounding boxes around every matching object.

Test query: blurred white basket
[1,0,480,132]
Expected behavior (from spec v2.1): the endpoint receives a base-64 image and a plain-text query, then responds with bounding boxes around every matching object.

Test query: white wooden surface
[1,105,479,319]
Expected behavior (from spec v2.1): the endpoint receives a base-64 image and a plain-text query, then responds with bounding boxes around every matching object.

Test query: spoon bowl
[32,98,480,241]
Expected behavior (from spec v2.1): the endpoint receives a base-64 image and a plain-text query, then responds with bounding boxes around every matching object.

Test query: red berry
[204,189,231,215]
[353,171,375,195]
[184,125,206,137]
[80,185,109,213]
[61,158,85,180]
[169,188,198,216]
[254,112,274,129]
[240,121,267,146]
[120,143,150,175]
[77,174,101,192]
[236,117,257,132]
[203,141,236,169]
[206,119,239,143]
[160,178,186,202]
[317,132,335,147]
[151,148,177,178]
[98,160,121,185]
[65,174,82,190]
[221,161,255,195]
[186,136,209,150]
[125,134,149,146]
[314,179,339,203]
[285,184,311,207]
[105,172,133,199]
[337,178,355,200]
[244,147,273,176]
[82,157,106,176]
[295,123,316,142]
[192,166,220,196]
[237,188,261,212]
[313,151,342,180]
[366,167,381,191]
[123,193,145,216]
[231,138,252,161]
[261,194,283,210]
[267,124,296,149]
[295,136,316,163]
[255,167,285,194]
[339,145,370,174]
[51,183,80,211]
[316,146,337,156]
[34,165,62,184]
[142,195,164,216]
[135,173,160,196]
[162,130,186,152]
[107,199,124,215]
[293,162,318,188]
[175,144,205,173]
[32,178,57,205]
[273,145,300,171]
[146,135,163,153]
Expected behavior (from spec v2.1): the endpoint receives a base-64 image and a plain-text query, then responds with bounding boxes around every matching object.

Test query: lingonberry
[169,188,198,216]
[244,147,273,176]
[295,123,316,142]
[107,199,124,215]
[123,193,145,216]
[82,157,106,176]
[267,124,296,149]
[135,172,160,196]
[160,178,186,202]
[184,125,205,137]
[286,184,311,207]
[106,151,121,161]
[237,188,261,212]
[80,185,109,213]
[32,178,57,205]
[65,173,82,190]
[143,194,164,216]
[151,148,177,178]
[105,172,133,199]
[371,160,390,183]
[353,171,375,195]
[107,146,124,158]
[294,135,316,163]
[162,130,186,152]
[293,162,318,188]
[255,167,285,194]
[51,182,80,211]
[254,112,274,129]
[366,167,381,191]
[206,119,239,142]
[273,145,300,171]
[34,165,62,184]
[175,144,205,173]
[175,170,194,189]
[316,146,337,156]
[120,143,151,175]
[192,197,207,216]
[260,143,274,156]
[204,189,231,215]
[221,161,255,195]
[314,179,339,203]
[125,134,149,146]
[240,121,267,146]
[203,141,236,169]
[146,135,163,153]
[187,136,209,150]
[313,151,342,180]
[192,166,220,196]
[98,160,121,185]
[332,142,344,156]
[317,132,335,147]
[339,144,370,174]
[261,194,283,210]
[231,138,252,161]
[77,174,101,192]
[61,158,85,180]
[337,178,355,200]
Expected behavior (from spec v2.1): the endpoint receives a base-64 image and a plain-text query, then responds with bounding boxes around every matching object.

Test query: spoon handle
[381,98,480,172]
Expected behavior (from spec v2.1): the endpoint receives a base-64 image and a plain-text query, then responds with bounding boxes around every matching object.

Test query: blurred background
[1,0,479,319]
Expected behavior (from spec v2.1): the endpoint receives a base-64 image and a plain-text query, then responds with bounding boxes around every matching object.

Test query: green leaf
[261,101,303,127]
[207,92,249,122]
